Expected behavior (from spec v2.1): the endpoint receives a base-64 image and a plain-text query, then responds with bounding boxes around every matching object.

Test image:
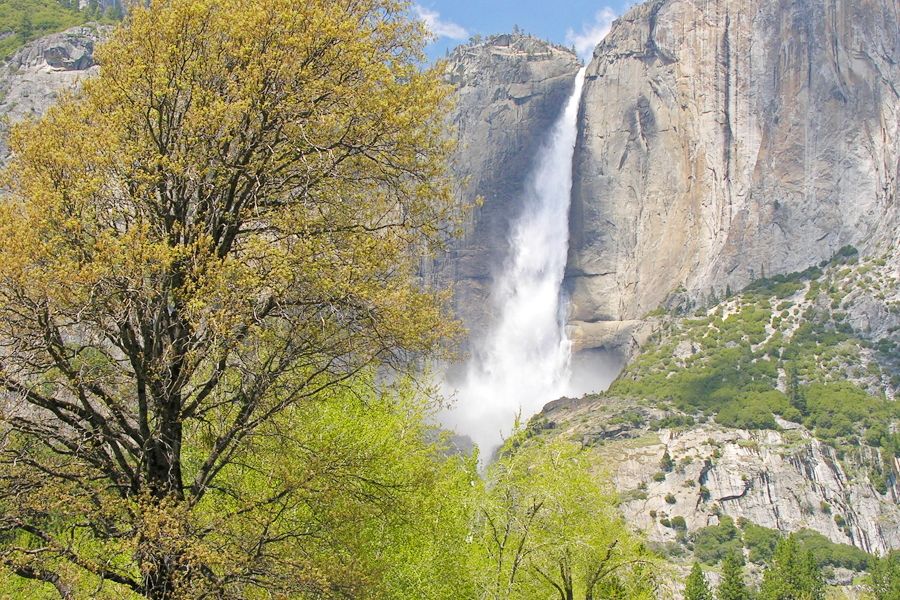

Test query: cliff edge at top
[431,33,581,339]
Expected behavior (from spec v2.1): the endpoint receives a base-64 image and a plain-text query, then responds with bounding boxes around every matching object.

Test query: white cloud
[414,5,469,41]
[566,7,617,60]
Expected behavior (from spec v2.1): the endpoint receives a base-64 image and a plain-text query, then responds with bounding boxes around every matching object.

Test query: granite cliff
[567,0,899,356]
[0,24,104,160]
[434,34,581,337]
[433,0,899,578]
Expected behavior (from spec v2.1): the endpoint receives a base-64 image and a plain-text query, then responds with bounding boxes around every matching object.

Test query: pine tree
[800,549,825,599]
[869,550,900,600]
[759,535,825,600]
[18,13,33,42]
[660,449,675,472]
[717,553,750,600]
[685,562,714,600]
[786,365,806,415]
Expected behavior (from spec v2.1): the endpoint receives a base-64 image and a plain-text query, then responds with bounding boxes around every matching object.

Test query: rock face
[541,396,900,556]
[0,25,106,160]
[567,0,900,354]
[434,34,581,338]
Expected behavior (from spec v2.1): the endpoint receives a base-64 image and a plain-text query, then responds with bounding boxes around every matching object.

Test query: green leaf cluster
[717,553,750,600]
[693,517,743,565]
[868,550,900,600]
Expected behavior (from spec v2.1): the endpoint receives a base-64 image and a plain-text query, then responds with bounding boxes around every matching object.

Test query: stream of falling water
[443,67,587,459]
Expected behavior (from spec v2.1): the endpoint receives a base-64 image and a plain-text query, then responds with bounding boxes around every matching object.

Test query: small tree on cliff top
[0,0,458,597]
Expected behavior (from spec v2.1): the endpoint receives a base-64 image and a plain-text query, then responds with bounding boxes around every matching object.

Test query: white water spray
[443,67,587,458]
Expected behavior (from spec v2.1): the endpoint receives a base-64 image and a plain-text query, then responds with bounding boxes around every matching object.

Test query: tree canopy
[758,535,825,600]
[717,553,750,600]
[0,0,460,597]
[683,562,712,600]
[476,435,662,600]
[869,550,900,600]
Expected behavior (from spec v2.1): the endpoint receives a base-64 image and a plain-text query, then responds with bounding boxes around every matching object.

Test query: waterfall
[444,67,587,458]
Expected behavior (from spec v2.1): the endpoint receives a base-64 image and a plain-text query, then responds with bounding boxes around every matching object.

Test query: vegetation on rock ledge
[613,250,900,454]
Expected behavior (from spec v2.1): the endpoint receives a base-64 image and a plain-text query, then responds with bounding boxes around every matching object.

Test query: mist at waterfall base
[439,67,618,460]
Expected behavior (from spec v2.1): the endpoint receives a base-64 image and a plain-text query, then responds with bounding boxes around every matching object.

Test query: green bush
[693,516,742,565]
[741,522,780,564]
[715,390,800,430]
[794,529,872,571]
[660,450,675,472]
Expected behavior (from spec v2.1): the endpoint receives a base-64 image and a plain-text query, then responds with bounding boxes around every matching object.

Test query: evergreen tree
[759,535,825,600]
[660,449,675,472]
[104,3,125,20]
[685,562,714,600]
[869,550,900,600]
[18,13,33,42]
[786,365,806,415]
[718,553,751,600]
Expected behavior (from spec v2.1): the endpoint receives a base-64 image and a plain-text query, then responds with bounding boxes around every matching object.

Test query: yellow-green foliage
[0,0,462,596]
[0,372,668,599]
[476,434,664,599]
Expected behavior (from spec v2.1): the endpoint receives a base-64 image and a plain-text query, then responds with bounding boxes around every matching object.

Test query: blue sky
[413,1,636,61]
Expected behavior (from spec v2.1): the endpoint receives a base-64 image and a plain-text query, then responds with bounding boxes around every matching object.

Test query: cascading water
[443,67,587,458]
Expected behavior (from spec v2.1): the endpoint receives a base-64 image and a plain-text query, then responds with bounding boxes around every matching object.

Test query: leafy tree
[0,0,458,598]
[684,562,713,600]
[868,550,900,600]
[793,528,872,572]
[758,535,825,600]
[475,436,662,600]
[103,3,125,20]
[741,521,780,564]
[717,553,751,600]
[693,516,743,565]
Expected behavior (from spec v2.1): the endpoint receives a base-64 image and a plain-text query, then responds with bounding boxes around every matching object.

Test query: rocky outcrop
[0,24,106,160]
[540,396,900,555]
[432,34,581,338]
[567,0,900,354]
